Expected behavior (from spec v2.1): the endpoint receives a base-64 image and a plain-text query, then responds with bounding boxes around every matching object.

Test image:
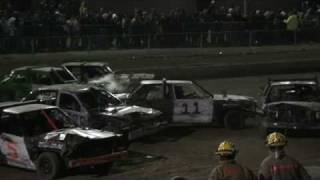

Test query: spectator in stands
[284,10,299,43]
[208,0,217,17]
[2,0,320,53]
[79,0,88,18]
[6,12,18,51]
[0,11,6,37]
[284,10,299,31]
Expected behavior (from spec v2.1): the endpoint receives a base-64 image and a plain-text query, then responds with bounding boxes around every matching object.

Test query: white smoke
[89,73,155,94]
[89,74,130,93]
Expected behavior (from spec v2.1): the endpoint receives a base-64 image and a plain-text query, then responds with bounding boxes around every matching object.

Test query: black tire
[119,130,131,150]
[224,110,246,130]
[92,162,113,175]
[36,152,63,180]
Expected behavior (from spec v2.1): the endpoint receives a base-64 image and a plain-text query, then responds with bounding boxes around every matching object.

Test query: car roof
[0,101,25,108]
[3,104,57,114]
[12,66,36,71]
[62,62,108,67]
[270,81,317,86]
[140,80,193,85]
[38,83,93,92]
[13,66,64,73]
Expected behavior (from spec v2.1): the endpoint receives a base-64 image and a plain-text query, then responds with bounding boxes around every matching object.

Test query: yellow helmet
[266,132,287,147]
[215,141,237,156]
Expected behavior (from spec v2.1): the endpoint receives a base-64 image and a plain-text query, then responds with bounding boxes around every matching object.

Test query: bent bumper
[68,151,128,168]
[262,121,320,130]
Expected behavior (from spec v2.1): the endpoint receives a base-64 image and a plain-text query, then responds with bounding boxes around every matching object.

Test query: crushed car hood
[114,93,130,100]
[103,105,162,117]
[43,128,117,141]
[265,101,320,111]
[213,94,255,101]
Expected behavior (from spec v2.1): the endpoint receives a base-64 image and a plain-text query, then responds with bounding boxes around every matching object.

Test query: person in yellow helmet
[208,141,256,180]
[258,132,311,180]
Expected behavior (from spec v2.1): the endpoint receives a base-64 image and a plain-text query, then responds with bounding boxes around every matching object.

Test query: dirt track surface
[1,44,320,79]
[1,72,320,180]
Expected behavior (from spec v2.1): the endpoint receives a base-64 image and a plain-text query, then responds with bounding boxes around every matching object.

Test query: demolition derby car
[260,77,320,135]
[0,102,127,179]
[62,62,114,81]
[0,66,77,101]
[22,84,163,140]
[124,80,257,129]
[62,61,155,94]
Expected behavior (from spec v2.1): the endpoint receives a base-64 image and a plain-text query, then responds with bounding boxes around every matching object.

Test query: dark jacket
[258,153,311,180]
[208,160,257,180]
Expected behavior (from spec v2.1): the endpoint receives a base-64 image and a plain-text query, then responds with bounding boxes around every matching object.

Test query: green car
[0,66,78,101]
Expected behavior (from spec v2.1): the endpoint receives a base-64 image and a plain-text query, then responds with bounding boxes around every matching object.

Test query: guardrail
[0,28,319,54]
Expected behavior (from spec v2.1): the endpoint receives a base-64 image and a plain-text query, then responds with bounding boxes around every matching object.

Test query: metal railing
[0,28,320,54]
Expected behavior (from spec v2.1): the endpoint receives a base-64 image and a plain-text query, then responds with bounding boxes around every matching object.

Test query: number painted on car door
[173,99,213,123]
[172,83,213,123]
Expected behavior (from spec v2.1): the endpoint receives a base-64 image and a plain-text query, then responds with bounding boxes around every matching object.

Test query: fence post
[294,30,297,45]
[147,34,151,49]
[87,35,91,57]
[249,31,252,47]
[31,37,35,54]
[200,32,204,48]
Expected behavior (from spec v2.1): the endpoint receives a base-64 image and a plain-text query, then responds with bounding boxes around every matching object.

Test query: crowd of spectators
[1,0,320,52]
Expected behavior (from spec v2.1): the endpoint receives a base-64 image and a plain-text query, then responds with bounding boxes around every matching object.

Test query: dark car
[0,66,78,101]
[23,84,163,140]
[62,62,114,81]
[0,102,127,179]
[125,80,257,129]
[260,77,320,135]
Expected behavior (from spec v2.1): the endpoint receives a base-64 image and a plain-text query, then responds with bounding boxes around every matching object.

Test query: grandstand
[0,0,317,54]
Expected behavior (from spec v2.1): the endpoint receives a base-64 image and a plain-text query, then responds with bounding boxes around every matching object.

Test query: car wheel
[36,152,63,179]
[117,129,131,150]
[224,110,246,130]
[92,162,113,175]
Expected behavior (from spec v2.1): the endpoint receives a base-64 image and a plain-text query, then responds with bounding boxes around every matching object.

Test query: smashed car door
[128,84,173,121]
[172,84,213,123]
[0,133,35,170]
[0,114,35,170]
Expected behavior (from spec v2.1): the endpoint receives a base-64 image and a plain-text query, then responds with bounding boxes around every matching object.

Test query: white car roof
[270,81,316,86]
[63,62,108,67]
[38,83,92,91]
[3,104,57,114]
[13,66,63,72]
[140,80,193,85]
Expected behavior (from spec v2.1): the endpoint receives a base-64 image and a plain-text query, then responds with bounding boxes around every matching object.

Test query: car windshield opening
[77,88,121,110]
[268,84,319,103]
[41,108,75,129]
[56,69,76,81]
